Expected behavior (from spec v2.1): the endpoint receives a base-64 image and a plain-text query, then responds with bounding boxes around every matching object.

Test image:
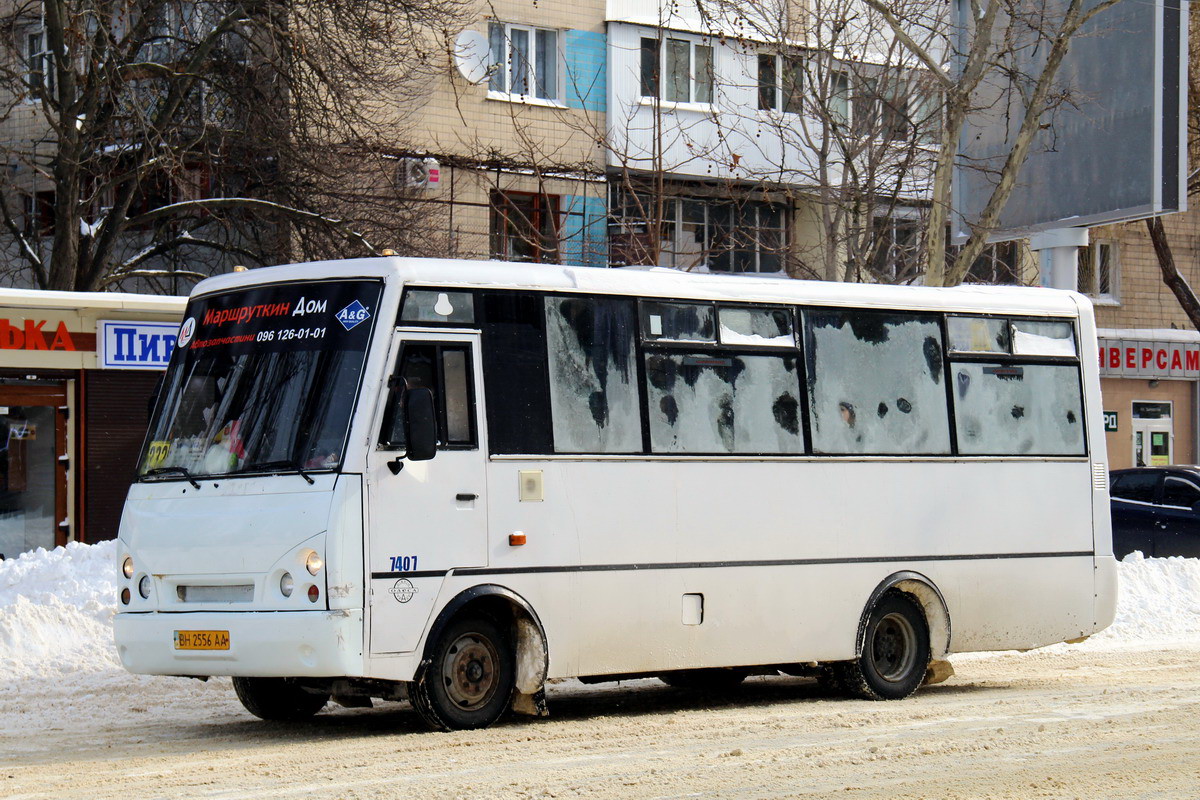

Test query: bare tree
[528,0,948,283]
[684,0,944,283]
[864,0,1126,286]
[1145,2,1200,331]
[0,0,464,292]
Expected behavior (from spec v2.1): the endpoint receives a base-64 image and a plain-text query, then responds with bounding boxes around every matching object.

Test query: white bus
[113,257,1117,730]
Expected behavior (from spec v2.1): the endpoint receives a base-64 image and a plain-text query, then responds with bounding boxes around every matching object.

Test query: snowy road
[4,643,1200,799]
[4,544,1200,798]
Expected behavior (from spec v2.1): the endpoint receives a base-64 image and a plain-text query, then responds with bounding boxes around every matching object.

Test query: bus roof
[190,257,1086,318]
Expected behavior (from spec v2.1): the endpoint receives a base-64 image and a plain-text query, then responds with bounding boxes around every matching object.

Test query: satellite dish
[454,30,492,85]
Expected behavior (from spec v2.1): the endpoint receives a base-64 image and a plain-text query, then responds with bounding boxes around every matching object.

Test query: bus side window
[805,310,951,455]
[545,295,641,454]
[379,343,476,450]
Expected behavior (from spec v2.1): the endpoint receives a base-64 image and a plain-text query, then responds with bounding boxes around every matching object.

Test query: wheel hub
[442,634,499,710]
[871,612,917,682]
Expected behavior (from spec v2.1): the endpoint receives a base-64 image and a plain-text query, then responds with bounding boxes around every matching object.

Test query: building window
[24,29,54,97]
[639,36,713,104]
[758,54,803,113]
[964,241,1020,285]
[22,191,54,237]
[490,191,560,263]
[871,217,922,281]
[910,83,943,144]
[853,74,910,139]
[828,71,850,127]
[489,23,558,100]
[610,191,786,273]
[1078,241,1117,300]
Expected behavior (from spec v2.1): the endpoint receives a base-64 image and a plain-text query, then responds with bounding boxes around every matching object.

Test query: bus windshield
[138,279,384,480]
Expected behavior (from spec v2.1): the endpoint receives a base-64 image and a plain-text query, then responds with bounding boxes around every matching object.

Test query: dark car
[1110,467,1200,558]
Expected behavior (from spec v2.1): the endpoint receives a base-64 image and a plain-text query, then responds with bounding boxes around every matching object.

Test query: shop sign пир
[97,320,179,370]
[1098,338,1200,379]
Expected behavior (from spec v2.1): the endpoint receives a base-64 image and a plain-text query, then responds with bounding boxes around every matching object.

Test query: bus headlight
[122,556,134,579]
[280,572,294,598]
[305,551,323,575]
[138,575,152,599]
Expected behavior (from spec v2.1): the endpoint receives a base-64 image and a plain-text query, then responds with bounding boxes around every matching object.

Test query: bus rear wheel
[834,592,930,701]
[410,616,515,731]
[232,677,330,721]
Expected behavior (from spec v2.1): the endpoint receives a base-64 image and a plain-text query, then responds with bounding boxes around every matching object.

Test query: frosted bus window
[401,290,475,324]
[947,316,1009,354]
[641,301,716,342]
[718,307,795,347]
[1012,320,1076,357]
[953,363,1085,455]
[806,311,951,454]
[644,353,803,454]
[544,296,641,453]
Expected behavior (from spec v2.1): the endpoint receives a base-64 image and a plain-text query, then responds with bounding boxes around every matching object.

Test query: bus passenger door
[366,331,487,655]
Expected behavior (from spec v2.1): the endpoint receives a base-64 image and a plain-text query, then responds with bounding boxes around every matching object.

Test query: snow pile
[1088,551,1200,647]
[0,540,121,682]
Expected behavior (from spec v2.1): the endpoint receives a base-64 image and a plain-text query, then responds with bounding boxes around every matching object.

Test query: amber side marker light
[120,588,131,605]
[509,532,526,546]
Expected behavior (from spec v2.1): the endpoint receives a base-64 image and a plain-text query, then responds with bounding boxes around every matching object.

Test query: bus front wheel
[410,616,516,731]
[232,677,330,721]
[834,592,930,701]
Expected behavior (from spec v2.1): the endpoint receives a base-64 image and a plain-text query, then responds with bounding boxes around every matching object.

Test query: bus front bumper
[114,609,364,678]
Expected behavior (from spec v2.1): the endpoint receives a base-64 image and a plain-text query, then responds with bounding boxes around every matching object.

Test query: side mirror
[404,387,438,462]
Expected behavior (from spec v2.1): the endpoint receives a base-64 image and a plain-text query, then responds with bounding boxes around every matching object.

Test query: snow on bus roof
[190,257,1085,317]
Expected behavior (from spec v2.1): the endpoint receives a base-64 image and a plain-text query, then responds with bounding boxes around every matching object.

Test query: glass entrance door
[0,385,67,558]
[1132,401,1173,468]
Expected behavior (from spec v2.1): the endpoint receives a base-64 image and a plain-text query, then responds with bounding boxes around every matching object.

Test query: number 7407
[389,555,417,572]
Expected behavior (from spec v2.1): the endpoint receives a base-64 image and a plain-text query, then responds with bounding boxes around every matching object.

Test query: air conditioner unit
[399,157,441,190]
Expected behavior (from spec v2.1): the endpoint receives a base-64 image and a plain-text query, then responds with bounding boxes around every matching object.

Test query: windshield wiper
[238,459,316,485]
[142,466,201,489]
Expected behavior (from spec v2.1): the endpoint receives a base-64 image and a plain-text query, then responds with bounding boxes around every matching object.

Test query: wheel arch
[856,571,951,661]
[421,583,549,717]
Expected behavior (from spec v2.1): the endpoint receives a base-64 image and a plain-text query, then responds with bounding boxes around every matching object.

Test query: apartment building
[402,0,937,279]
[0,0,940,285]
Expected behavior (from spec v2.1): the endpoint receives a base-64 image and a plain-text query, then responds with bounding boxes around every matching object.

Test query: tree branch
[1147,217,1200,332]
[123,197,377,253]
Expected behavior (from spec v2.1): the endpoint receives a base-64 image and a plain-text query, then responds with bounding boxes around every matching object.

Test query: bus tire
[835,592,930,701]
[658,668,748,690]
[232,677,329,721]
[410,616,515,731]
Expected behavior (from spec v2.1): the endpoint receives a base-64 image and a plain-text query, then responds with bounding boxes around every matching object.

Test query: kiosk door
[0,384,68,558]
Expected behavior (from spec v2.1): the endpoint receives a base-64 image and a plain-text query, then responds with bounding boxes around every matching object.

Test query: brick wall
[405,0,609,169]
[1090,206,1200,331]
